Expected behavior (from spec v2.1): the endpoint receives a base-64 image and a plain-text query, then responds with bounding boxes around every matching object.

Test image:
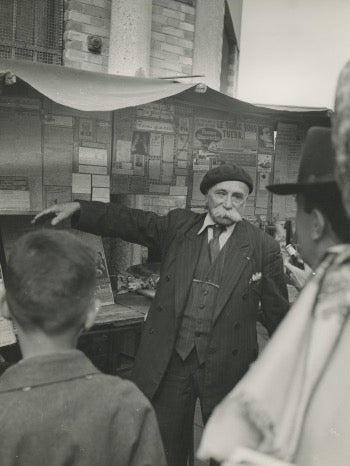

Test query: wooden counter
[94,293,150,327]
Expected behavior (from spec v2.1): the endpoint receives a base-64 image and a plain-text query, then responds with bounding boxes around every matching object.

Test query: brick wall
[63,0,197,77]
[150,0,196,78]
[63,0,111,72]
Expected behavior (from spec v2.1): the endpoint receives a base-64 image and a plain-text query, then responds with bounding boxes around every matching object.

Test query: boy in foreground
[0,229,166,466]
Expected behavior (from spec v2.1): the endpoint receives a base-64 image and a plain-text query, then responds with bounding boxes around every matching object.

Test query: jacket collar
[197,212,236,237]
[0,350,99,392]
[212,220,252,323]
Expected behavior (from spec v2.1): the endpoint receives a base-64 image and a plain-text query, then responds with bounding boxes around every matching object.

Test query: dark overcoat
[75,201,289,405]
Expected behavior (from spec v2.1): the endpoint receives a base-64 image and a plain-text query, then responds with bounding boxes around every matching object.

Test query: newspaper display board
[112,103,190,196]
[0,100,42,211]
[272,123,305,221]
[0,82,330,358]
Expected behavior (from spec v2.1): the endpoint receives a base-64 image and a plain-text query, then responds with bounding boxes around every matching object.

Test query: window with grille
[0,0,64,64]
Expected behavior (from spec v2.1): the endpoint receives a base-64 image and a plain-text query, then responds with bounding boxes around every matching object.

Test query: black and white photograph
[1,1,350,466]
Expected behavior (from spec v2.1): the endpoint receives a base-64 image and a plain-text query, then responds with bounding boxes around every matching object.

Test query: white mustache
[213,205,242,222]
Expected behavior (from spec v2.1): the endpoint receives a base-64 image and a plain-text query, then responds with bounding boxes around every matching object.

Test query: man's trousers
[152,349,221,466]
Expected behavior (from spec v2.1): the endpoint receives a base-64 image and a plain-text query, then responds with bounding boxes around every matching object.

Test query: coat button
[234,322,241,330]
[199,304,205,309]
[203,290,208,296]
[165,274,171,281]
[149,327,154,334]
[232,348,238,356]
[157,305,163,312]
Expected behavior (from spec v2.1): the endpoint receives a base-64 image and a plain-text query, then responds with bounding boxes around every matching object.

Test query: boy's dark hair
[5,229,96,335]
[298,184,350,243]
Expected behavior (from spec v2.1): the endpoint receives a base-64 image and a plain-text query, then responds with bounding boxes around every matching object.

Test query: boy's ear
[0,283,11,320]
[83,298,100,331]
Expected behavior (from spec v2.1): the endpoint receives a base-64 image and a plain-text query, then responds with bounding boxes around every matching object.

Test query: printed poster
[258,125,274,152]
[78,146,107,167]
[135,120,174,133]
[178,117,190,134]
[45,186,72,208]
[193,118,243,152]
[78,119,94,140]
[162,134,175,162]
[258,153,273,172]
[115,139,133,174]
[149,159,161,180]
[149,133,162,157]
[243,123,258,151]
[136,102,174,121]
[0,176,30,211]
[72,232,115,306]
[131,132,149,156]
[133,153,145,176]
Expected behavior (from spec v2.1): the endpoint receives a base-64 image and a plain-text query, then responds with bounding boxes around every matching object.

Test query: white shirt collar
[197,213,236,236]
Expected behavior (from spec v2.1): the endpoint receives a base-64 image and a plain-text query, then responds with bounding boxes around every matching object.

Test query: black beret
[200,163,254,194]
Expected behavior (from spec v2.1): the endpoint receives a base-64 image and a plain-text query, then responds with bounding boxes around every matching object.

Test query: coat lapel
[212,221,253,323]
[174,216,204,318]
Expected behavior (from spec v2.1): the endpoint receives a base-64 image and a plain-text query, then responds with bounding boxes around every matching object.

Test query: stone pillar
[108,0,152,77]
[108,1,152,268]
[192,0,225,91]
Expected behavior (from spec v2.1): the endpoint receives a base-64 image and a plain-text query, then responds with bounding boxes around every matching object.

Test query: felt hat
[200,163,254,194]
[267,126,336,195]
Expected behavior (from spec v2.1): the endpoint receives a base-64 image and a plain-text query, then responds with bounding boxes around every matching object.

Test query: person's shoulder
[168,208,198,219]
[168,208,202,226]
[243,219,280,248]
[91,373,152,411]
[319,257,350,312]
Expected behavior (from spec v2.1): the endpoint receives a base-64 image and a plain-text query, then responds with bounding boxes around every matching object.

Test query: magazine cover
[72,231,115,307]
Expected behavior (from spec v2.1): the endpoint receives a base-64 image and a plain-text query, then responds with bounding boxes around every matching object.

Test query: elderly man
[198,127,350,466]
[34,163,288,466]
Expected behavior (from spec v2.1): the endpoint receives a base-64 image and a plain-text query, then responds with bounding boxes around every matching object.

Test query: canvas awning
[0,59,331,124]
[0,59,196,112]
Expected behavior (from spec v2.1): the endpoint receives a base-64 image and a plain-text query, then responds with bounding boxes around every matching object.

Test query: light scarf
[198,245,350,464]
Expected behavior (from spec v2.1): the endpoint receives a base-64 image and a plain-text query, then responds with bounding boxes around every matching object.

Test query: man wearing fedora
[34,163,289,466]
[198,127,350,466]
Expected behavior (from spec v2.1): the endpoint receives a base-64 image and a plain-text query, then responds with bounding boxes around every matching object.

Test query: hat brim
[266,181,337,195]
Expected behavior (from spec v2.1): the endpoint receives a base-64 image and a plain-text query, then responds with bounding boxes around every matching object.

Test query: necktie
[208,225,225,263]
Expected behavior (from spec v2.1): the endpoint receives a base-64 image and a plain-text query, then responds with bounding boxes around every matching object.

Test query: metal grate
[0,0,64,64]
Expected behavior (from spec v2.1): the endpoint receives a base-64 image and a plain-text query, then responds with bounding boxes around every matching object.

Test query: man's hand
[32,202,81,226]
[284,261,313,291]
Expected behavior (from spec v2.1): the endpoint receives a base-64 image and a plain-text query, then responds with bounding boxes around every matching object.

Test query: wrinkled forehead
[208,180,249,195]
